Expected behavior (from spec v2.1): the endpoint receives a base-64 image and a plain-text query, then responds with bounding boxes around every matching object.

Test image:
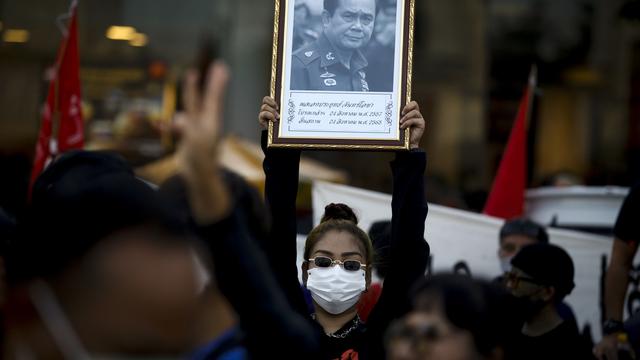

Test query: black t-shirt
[509,320,593,360]
[321,316,367,360]
[615,183,640,243]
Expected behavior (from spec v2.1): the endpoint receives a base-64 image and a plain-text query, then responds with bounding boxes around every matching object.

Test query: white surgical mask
[306,266,366,315]
[25,280,180,360]
[499,256,513,273]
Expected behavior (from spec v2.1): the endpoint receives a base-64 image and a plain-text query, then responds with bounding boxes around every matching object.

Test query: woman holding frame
[258,96,430,359]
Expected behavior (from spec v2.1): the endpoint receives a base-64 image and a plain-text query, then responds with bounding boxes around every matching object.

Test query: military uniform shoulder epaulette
[293,46,321,66]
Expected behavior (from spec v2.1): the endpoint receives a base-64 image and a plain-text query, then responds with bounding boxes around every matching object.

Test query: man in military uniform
[290,0,376,92]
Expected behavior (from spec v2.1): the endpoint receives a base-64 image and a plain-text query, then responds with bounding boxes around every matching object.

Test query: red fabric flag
[29,81,56,193]
[483,69,536,219]
[57,3,84,152]
[29,1,83,194]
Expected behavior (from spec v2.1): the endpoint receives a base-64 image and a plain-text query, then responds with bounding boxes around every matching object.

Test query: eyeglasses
[505,271,543,288]
[308,256,366,272]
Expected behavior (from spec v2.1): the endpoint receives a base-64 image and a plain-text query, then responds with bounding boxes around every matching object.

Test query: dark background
[1,0,640,216]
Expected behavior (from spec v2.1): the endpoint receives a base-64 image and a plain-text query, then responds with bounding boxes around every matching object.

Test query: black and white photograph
[290,0,398,93]
[270,0,414,149]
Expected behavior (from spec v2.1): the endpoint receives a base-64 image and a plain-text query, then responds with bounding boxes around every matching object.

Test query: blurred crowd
[0,0,639,359]
[0,59,637,359]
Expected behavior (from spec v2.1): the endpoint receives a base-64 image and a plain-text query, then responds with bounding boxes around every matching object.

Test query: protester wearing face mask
[258,96,430,359]
[496,218,549,275]
[496,219,580,331]
[505,243,594,360]
[303,204,371,319]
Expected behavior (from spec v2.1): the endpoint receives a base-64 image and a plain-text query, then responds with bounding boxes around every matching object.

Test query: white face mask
[306,266,366,315]
[26,280,181,360]
[499,256,513,274]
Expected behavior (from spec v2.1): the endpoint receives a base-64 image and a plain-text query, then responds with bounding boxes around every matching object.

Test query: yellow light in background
[129,33,148,47]
[106,26,136,41]
[3,29,30,43]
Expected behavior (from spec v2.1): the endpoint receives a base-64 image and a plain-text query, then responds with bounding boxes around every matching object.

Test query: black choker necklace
[311,313,362,339]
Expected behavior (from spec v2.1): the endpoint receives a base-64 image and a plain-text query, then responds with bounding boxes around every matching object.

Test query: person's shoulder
[548,319,580,340]
[615,182,640,241]
[293,42,321,67]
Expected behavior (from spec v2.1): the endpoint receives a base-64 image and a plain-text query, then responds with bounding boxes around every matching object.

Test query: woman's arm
[259,97,310,316]
[177,67,321,358]
[366,101,430,356]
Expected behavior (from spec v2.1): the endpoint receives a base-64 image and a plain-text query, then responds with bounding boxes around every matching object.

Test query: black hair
[321,203,358,224]
[305,203,373,266]
[368,220,391,279]
[409,274,521,356]
[9,151,187,284]
[499,218,549,244]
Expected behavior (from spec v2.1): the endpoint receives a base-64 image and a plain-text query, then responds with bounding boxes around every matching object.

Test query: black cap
[9,151,186,283]
[511,243,575,299]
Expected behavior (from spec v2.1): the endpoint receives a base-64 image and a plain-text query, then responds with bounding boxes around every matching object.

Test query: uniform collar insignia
[305,51,314,57]
[320,71,336,78]
[324,78,337,86]
[318,35,341,68]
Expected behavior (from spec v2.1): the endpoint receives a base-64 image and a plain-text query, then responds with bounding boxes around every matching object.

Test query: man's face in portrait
[323,0,376,51]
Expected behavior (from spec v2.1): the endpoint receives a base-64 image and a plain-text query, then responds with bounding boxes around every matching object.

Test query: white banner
[310,181,626,340]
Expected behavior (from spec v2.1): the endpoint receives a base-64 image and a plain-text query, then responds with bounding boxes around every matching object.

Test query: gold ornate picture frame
[268,0,415,150]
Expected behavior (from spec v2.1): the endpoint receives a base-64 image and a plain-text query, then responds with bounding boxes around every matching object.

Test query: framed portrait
[268,0,415,150]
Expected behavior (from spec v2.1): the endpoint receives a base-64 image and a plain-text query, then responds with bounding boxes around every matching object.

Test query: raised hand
[177,61,231,223]
[258,96,280,130]
[399,101,426,150]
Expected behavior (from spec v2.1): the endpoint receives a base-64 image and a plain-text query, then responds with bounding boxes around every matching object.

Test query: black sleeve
[365,149,430,357]
[197,210,322,359]
[615,183,640,243]
[261,130,310,316]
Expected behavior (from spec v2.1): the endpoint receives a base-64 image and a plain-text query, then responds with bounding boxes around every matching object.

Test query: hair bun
[321,203,358,224]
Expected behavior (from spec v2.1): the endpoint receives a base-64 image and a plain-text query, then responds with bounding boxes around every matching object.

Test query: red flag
[29,81,56,193]
[483,67,536,219]
[29,1,83,194]
[57,3,84,152]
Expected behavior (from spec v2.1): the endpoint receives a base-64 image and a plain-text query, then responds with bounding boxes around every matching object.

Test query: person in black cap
[3,62,237,359]
[505,243,592,359]
[4,149,204,359]
[497,218,549,275]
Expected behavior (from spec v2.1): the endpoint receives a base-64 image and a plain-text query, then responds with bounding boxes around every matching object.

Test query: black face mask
[513,293,548,321]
